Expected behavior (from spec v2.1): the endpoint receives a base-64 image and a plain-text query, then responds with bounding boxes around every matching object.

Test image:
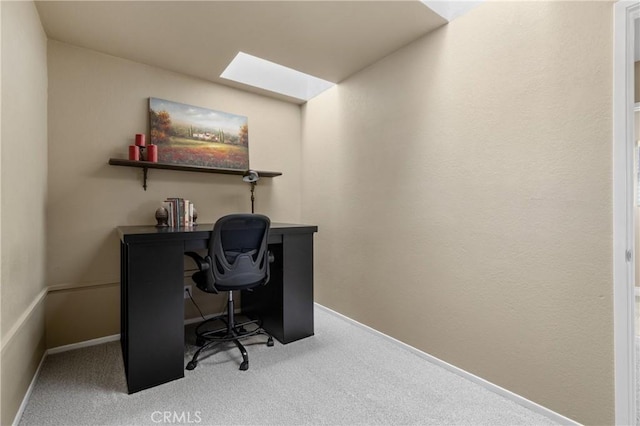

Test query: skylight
[420,1,483,21]
[221,52,335,102]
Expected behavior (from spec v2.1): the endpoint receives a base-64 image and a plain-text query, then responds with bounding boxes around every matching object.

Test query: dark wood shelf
[108,158,282,190]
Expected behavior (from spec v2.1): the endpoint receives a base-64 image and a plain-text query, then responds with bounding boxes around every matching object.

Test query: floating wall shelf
[108,158,282,190]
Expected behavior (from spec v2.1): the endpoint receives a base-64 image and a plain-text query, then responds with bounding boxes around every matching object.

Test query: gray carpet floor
[18,306,559,425]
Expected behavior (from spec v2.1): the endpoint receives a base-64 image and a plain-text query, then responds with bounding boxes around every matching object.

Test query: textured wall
[46,41,301,347]
[0,1,48,424]
[301,2,613,424]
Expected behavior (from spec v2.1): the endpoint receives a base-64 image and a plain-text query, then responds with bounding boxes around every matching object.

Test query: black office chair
[184,214,273,371]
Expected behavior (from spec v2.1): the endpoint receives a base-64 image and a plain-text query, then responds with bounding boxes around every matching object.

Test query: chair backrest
[207,214,270,291]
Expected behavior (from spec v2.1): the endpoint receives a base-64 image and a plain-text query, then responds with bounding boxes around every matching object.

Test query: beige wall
[301,2,612,424]
[0,1,48,424]
[45,41,302,348]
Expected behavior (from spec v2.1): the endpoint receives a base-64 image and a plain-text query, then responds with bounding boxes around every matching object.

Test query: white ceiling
[35,1,448,104]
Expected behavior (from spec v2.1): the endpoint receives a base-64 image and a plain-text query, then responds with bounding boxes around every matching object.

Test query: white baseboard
[184,309,242,325]
[314,303,580,426]
[46,334,121,355]
[46,313,228,354]
[14,313,218,425]
[16,334,124,425]
[12,349,47,426]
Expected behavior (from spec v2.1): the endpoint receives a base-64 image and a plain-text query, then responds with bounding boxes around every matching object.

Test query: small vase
[155,207,169,227]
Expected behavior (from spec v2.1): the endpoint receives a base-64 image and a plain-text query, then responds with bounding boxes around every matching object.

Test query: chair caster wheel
[237,326,246,333]
[186,361,197,370]
[239,361,249,371]
[196,337,206,346]
[267,337,274,347]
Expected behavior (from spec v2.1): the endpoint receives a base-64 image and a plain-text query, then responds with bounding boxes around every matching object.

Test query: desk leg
[121,241,185,393]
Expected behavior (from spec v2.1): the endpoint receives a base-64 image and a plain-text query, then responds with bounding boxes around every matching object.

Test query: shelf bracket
[143,167,148,191]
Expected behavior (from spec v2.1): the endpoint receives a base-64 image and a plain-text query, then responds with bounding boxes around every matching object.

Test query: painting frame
[148,97,249,170]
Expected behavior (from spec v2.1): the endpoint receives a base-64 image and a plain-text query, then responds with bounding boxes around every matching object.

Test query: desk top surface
[118,222,318,243]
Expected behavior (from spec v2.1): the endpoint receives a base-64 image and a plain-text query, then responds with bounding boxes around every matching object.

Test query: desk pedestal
[243,233,315,344]
[120,241,185,393]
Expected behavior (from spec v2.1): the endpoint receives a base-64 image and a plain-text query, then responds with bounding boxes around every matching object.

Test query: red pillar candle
[147,144,158,162]
[135,133,146,146]
[128,145,139,161]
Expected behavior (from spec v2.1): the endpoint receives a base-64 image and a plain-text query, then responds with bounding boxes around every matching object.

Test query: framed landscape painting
[149,97,249,170]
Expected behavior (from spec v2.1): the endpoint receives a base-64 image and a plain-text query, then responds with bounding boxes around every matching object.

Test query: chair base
[186,295,273,371]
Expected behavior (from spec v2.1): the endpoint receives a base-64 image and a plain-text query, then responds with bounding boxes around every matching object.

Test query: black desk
[118,222,318,394]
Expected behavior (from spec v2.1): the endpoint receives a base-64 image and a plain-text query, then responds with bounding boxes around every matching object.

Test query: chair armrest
[185,251,209,272]
[185,252,217,293]
[262,250,274,285]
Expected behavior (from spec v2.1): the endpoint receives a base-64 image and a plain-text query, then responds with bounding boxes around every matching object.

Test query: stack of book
[162,198,195,228]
